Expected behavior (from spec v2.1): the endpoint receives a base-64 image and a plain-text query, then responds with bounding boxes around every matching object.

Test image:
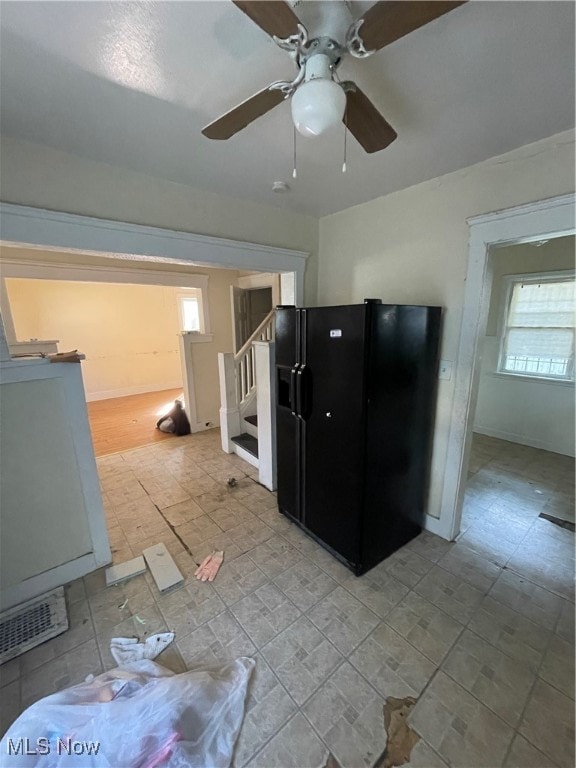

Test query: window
[498,272,575,382]
[178,290,204,333]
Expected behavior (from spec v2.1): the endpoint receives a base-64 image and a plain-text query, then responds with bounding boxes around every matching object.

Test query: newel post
[218,352,240,453]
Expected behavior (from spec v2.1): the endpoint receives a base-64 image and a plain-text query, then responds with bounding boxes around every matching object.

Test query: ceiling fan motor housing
[303,52,336,82]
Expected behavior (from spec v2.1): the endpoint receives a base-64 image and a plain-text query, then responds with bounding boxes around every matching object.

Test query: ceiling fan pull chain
[293,126,297,179]
[342,113,348,174]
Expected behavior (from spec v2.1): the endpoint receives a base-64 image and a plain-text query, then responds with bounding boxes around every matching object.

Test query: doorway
[231,272,280,352]
[456,235,575,599]
[440,193,575,542]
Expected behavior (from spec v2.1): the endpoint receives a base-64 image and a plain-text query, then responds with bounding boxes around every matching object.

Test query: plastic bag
[0,658,255,768]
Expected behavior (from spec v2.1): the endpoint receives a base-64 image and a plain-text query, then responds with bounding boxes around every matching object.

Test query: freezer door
[275,308,301,522]
[301,305,367,565]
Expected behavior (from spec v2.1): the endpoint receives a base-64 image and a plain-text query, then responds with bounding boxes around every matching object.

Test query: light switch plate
[439,360,453,380]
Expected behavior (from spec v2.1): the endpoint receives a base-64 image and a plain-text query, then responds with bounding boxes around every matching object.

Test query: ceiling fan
[202,1,467,153]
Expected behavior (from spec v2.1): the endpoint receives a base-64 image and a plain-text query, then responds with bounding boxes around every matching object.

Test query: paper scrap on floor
[110,632,175,665]
[380,696,420,768]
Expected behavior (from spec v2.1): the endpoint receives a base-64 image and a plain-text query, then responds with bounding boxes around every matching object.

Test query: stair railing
[234,310,275,407]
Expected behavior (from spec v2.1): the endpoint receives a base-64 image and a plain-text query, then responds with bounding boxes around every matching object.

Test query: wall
[473,236,575,456]
[1,247,240,420]
[0,136,319,304]
[318,130,575,519]
[5,278,185,400]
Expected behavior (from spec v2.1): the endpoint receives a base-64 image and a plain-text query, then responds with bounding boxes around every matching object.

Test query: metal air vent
[0,587,68,664]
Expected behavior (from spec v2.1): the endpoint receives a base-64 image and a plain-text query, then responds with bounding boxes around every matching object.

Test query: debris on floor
[1,657,255,767]
[322,753,343,768]
[227,476,238,487]
[105,555,147,586]
[143,542,184,593]
[379,696,420,768]
[110,632,175,665]
[47,349,84,363]
[156,399,191,436]
[195,550,224,582]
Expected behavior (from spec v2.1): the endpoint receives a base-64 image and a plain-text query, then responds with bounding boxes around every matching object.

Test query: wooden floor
[87,388,184,457]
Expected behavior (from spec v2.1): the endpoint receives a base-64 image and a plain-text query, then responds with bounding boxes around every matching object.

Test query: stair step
[231,433,259,458]
[244,414,258,427]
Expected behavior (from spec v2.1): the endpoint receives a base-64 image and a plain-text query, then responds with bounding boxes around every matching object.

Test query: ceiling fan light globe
[291,79,346,137]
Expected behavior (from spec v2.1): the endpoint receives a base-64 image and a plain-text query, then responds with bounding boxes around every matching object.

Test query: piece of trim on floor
[105,556,147,586]
[538,512,575,532]
[143,543,184,593]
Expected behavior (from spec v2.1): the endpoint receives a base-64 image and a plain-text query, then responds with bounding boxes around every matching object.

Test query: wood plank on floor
[87,388,184,457]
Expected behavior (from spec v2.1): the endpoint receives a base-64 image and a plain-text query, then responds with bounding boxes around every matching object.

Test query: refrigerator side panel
[301,305,367,567]
[275,308,301,522]
[361,305,442,572]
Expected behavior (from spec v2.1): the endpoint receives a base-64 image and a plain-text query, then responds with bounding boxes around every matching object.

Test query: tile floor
[1,431,574,767]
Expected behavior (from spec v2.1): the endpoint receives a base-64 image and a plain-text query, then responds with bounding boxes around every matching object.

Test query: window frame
[497,269,575,384]
[177,289,204,334]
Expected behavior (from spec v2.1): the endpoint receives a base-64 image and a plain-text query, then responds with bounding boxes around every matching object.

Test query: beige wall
[318,130,575,518]
[6,278,185,400]
[2,248,240,420]
[474,236,575,456]
[0,136,319,304]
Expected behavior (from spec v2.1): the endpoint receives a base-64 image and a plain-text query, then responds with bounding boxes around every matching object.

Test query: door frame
[0,203,308,298]
[436,192,575,541]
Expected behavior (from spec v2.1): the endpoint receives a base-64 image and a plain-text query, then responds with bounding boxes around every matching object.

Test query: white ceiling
[0,1,574,217]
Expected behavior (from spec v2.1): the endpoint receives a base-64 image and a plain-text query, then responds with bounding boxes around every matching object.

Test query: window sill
[181,333,214,343]
[488,371,575,387]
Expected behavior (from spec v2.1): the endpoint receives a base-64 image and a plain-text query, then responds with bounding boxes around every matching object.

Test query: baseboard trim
[473,426,575,458]
[86,382,183,402]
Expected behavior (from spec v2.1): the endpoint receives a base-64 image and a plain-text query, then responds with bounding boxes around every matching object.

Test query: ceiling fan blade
[202,87,285,140]
[357,1,467,52]
[231,1,301,39]
[344,85,397,154]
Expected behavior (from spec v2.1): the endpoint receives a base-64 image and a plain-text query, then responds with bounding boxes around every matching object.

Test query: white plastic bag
[1,658,255,768]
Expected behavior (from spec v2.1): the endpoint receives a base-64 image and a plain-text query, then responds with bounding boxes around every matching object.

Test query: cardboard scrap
[105,556,147,587]
[143,543,184,593]
[380,696,420,768]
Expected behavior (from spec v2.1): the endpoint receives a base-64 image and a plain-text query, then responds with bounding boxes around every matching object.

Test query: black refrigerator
[275,300,441,576]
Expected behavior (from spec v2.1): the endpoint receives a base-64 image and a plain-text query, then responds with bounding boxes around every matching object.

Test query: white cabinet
[0,357,110,611]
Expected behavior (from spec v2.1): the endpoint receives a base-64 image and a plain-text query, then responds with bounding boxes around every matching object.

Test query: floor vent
[538,512,575,532]
[0,587,69,665]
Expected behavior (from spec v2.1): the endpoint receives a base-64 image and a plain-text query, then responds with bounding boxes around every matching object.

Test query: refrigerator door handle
[289,365,300,417]
[296,364,311,421]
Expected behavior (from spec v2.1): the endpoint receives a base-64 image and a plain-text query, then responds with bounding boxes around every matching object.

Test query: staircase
[218,311,277,490]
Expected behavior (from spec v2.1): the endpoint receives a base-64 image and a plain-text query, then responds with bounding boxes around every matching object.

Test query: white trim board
[0,258,211,290]
[437,192,576,541]
[0,203,309,292]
